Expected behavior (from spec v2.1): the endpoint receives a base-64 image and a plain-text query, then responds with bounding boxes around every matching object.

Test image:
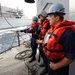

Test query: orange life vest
[28,22,39,35]
[40,19,49,39]
[28,22,39,29]
[43,20,75,61]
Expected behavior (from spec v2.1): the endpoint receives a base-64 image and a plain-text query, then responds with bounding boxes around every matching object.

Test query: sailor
[20,16,40,63]
[39,3,75,75]
[36,10,50,75]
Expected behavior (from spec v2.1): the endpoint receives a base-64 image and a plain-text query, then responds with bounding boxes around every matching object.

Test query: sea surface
[0,16,32,53]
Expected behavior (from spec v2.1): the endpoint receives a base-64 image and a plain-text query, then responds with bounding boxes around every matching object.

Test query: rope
[1,16,40,75]
[14,50,40,75]
[14,50,32,61]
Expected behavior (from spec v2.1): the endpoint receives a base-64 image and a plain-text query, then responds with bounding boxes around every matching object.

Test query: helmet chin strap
[24,0,35,3]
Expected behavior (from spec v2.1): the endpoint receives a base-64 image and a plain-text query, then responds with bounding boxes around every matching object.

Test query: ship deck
[0,45,48,75]
[0,44,75,75]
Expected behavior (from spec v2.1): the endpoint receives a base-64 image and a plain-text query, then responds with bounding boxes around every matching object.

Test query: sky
[0,0,37,19]
[0,0,75,19]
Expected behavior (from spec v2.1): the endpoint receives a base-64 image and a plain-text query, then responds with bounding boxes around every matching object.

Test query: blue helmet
[48,3,65,15]
[32,16,38,22]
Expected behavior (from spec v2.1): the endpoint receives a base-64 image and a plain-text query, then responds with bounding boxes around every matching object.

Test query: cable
[3,16,26,46]
[0,16,31,54]
[14,50,40,75]
[19,33,25,41]
[10,32,17,48]
[1,16,40,74]
[3,15,31,43]
[3,16,13,28]
[0,32,18,54]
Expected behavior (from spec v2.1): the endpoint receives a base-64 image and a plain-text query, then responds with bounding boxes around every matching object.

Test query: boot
[40,68,48,75]
[29,57,36,63]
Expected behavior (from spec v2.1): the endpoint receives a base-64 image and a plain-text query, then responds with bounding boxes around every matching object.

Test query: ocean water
[0,16,32,53]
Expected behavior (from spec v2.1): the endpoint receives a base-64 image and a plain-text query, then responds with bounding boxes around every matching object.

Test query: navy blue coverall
[22,28,39,58]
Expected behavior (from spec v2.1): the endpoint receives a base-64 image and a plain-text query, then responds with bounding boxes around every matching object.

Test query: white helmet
[38,10,47,18]
[48,3,65,15]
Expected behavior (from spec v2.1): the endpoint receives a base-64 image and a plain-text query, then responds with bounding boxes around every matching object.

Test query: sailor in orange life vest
[20,16,40,63]
[38,10,50,39]
[37,3,75,75]
[36,10,50,75]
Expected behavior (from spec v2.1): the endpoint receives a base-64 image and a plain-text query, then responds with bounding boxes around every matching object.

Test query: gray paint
[36,0,69,19]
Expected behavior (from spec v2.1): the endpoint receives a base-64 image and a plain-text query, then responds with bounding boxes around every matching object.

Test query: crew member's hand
[20,30,24,32]
[49,62,58,70]
[36,40,43,44]
[15,30,21,32]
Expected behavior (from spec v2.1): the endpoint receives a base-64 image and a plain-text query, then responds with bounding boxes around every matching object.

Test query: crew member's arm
[20,28,34,33]
[49,57,74,70]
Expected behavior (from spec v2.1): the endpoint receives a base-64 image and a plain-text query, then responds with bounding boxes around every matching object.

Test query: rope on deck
[14,49,40,75]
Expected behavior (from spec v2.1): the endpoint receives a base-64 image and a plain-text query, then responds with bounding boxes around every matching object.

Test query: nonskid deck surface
[0,45,48,75]
[0,44,75,75]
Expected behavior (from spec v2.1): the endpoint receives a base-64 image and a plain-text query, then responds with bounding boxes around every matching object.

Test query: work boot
[29,57,36,63]
[40,68,48,75]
